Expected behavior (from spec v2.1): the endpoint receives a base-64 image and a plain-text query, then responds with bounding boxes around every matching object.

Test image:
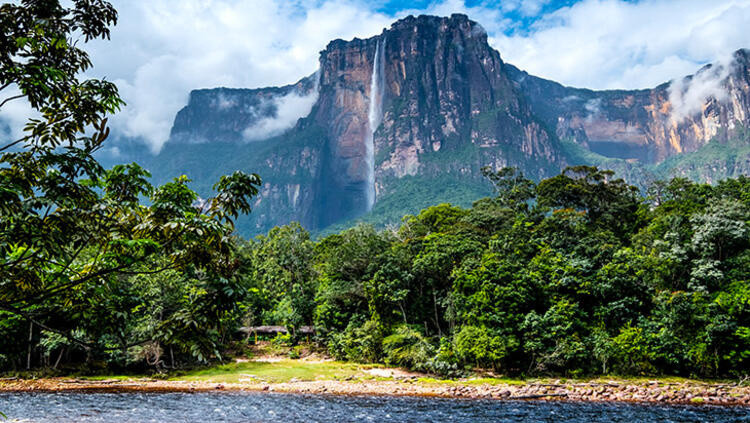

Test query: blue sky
[376,0,578,16]
[3,0,750,152]
[377,0,581,31]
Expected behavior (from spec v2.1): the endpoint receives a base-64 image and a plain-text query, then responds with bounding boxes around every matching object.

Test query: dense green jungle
[1,0,748,383]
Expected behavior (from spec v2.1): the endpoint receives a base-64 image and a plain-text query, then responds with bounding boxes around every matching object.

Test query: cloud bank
[2,0,750,153]
[667,54,735,122]
[492,0,750,89]
[244,75,321,142]
[84,0,393,152]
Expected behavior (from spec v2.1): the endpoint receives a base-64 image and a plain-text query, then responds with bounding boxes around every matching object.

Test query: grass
[78,374,145,381]
[169,359,733,387]
[8,359,737,390]
[172,359,382,384]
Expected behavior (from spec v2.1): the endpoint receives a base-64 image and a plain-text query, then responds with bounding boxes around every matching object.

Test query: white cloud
[82,0,393,152]
[584,98,602,115]
[215,93,238,111]
[492,0,750,90]
[0,86,37,142]
[668,53,735,122]
[243,75,320,141]
[513,0,554,17]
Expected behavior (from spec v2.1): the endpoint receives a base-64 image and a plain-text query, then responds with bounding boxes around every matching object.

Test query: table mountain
[143,14,750,236]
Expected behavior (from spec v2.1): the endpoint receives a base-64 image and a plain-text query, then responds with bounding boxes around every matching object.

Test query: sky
[3,0,750,152]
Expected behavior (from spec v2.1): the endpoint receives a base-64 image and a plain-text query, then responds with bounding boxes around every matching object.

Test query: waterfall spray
[366,37,385,211]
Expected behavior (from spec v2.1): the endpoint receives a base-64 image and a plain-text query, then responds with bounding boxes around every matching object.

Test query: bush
[382,325,435,371]
[611,325,656,374]
[425,337,465,377]
[329,320,385,363]
[269,333,292,353]
[288,345,303,359]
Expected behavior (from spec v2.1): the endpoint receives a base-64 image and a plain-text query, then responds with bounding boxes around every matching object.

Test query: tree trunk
[26,322,33,370]
[53,348,64,370]
[433,291,442,337]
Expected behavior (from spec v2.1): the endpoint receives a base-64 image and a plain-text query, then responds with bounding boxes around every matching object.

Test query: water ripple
[0,391,748,422]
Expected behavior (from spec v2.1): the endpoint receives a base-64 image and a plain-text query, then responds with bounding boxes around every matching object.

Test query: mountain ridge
[124,14,750,236]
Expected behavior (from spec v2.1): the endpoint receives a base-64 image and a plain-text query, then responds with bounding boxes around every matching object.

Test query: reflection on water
[0,391,748,422]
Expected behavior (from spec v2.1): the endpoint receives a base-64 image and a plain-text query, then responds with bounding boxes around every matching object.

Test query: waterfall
[366,37,385,211]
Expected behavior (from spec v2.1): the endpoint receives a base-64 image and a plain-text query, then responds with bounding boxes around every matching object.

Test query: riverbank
[1,359,748,406]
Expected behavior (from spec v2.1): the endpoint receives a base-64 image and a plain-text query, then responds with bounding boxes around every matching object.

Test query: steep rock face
[507,49,750,163]
[249,141,323,231]
[170,76,317,144]
[153,73,324,233]
[298,14,566,228]
[373,15,563,192]
[311,36,380,226]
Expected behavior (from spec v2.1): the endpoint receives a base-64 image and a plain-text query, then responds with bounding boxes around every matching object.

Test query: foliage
[0,3,746,380]
[382,325,435,371]
[231,167,750,379]
[0,0,260,371]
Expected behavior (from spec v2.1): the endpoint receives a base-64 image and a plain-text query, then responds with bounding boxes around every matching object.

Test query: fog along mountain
[140,14,750,236]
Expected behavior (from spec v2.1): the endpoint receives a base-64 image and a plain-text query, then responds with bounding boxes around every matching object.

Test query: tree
[0,1,261,364]
[481,166,536,212]
[314,224,388,332]
[536,166,642,239]
[246,222,315,334]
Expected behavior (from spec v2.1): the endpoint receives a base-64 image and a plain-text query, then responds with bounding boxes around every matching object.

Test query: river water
[0,392,748,422]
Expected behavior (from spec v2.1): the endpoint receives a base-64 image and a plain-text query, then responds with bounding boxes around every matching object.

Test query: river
[1,391,748,422]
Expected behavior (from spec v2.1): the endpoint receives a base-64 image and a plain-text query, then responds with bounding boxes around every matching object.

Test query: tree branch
[0,93,24,109]
[119,265,178,276]
[3,263,132,307]
[0,136,29,152]
[0,304,154,354]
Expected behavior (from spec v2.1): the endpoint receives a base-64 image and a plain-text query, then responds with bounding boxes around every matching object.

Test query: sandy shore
[2,377,749,406]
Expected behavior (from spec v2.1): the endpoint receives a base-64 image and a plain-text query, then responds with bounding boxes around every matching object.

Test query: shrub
[288,345,303,359]
[382,325,435,371]
[271,333,292,348]
[425,337,465,377]
[611,325,656,374]
[329,320,385,363]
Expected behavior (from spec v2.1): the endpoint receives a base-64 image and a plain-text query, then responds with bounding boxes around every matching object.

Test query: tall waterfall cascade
[366,37,386,211]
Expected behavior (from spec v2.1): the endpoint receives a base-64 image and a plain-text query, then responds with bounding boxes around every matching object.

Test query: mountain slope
[506,49,750,164]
